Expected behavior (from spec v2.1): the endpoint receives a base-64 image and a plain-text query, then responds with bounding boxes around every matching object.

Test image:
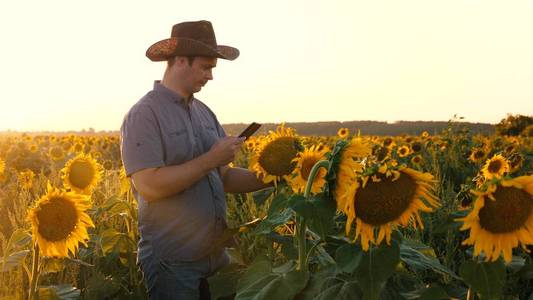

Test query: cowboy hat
[146,20,239,61]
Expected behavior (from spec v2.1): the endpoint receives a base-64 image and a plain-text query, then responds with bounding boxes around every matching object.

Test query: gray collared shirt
[120,81,227,264]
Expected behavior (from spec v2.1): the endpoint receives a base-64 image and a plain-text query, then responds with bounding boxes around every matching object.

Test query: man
[120,20,270,299]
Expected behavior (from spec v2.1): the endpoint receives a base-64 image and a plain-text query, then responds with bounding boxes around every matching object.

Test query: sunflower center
[258,137,299,176]
[487,160,502,174]
[383,138,393,147]
[354,173,417,226]
[474,151,484,159]
[36,196,78,242]
[300,157,319,180]
[374,147,389,161]
[69,160,95,189]
[51,147,63,158]
[411,142,422,153]
[478,186,532,233]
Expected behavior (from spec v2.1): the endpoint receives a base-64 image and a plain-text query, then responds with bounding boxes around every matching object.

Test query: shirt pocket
[201,123,220,151]
[162,129,191,165]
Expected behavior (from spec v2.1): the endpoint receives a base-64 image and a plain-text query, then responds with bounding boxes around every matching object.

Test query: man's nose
[206,70,213,80]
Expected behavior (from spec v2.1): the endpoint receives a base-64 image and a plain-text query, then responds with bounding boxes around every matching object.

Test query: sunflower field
[0,120,532,300]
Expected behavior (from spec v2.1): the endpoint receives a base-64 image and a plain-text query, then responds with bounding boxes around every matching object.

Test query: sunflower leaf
[99,228,135,256]
[399,243,459,279]
[335,243,363,274]
[208,263,244,300]
[253,187,275,207]
[459,259,506,300]
[269,193,295,215]
[307,194,336,240]
[235,255,272,293]
[41,257,65,274]
[251,209,292,235]
[103,197,132,218]
[354,240,400,300]
[0,250,29,272]
[313,278,363,300]
[6,228,32,252]
[295,264,337,300]
[518,262,533,280]
[418,285,450,300]
[234,256,309,300]
[38,284,80,300]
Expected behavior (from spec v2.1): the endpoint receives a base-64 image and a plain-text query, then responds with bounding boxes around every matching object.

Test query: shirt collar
[153,80,194,108]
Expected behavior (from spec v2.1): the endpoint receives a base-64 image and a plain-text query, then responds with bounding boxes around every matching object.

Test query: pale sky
[1,0,532,132]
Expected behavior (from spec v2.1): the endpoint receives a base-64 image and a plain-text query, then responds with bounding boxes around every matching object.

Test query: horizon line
[0,118,498,133]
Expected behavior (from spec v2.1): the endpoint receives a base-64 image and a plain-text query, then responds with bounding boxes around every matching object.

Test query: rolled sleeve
[120,105,165,177]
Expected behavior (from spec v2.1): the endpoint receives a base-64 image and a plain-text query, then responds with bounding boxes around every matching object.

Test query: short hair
[167,56,195,68]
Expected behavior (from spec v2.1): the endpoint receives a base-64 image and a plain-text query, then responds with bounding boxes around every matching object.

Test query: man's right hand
[207,136,245,168]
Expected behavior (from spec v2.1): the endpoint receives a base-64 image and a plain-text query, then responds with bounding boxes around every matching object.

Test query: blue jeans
[141,249,230,300]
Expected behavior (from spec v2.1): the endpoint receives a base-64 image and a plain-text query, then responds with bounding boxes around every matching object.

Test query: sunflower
[61,141,72,152]
[245,139,256,151]
[410,141,423,153]
[411,155,422,166]
[373,146,390,162]
[382,137,395,149]
[61,153,103,194]
[73,143,84,153]
[289,145,330,194]
[397,145,411,158]
[27,183,94,258]
[481,154,510,180]
[421,131,430,139]
[249,124,302,184]
[18,169,35,189]
[0,158,5,174]
[458,175,533,262]
[469,147,487,164]
[91,151,103,160]
[49,146,65,161]
[102,160,114,171]
[337,128,349,139]
[337,166,439,251]
[333,137,373,221]
[508,153,524,173]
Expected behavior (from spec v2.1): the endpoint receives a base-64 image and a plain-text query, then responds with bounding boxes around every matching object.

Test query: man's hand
[207,136,245,168]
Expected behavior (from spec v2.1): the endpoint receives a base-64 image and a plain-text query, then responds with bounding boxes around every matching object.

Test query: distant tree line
[222,120,495,137]
[6,115,532,137]
[495,114,533,136]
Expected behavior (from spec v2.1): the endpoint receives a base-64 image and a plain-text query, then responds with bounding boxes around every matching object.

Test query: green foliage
[229,256,308,300]
[288,193,336,240]
[354,241,401,300]
[459,259,506,300]
[495,114,533,136]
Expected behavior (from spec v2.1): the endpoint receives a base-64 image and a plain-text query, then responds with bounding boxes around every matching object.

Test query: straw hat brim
[146,37,239,62]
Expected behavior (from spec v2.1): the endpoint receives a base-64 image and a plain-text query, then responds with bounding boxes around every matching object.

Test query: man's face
[180,56,217,95]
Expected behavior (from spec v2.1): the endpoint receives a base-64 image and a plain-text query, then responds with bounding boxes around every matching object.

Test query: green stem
[297,160,330,272]
[28,242,40,300]
[303,160,330,199]
[296,217,307,272]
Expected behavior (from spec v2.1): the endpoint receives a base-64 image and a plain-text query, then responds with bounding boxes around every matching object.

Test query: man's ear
[174,56,189,67]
